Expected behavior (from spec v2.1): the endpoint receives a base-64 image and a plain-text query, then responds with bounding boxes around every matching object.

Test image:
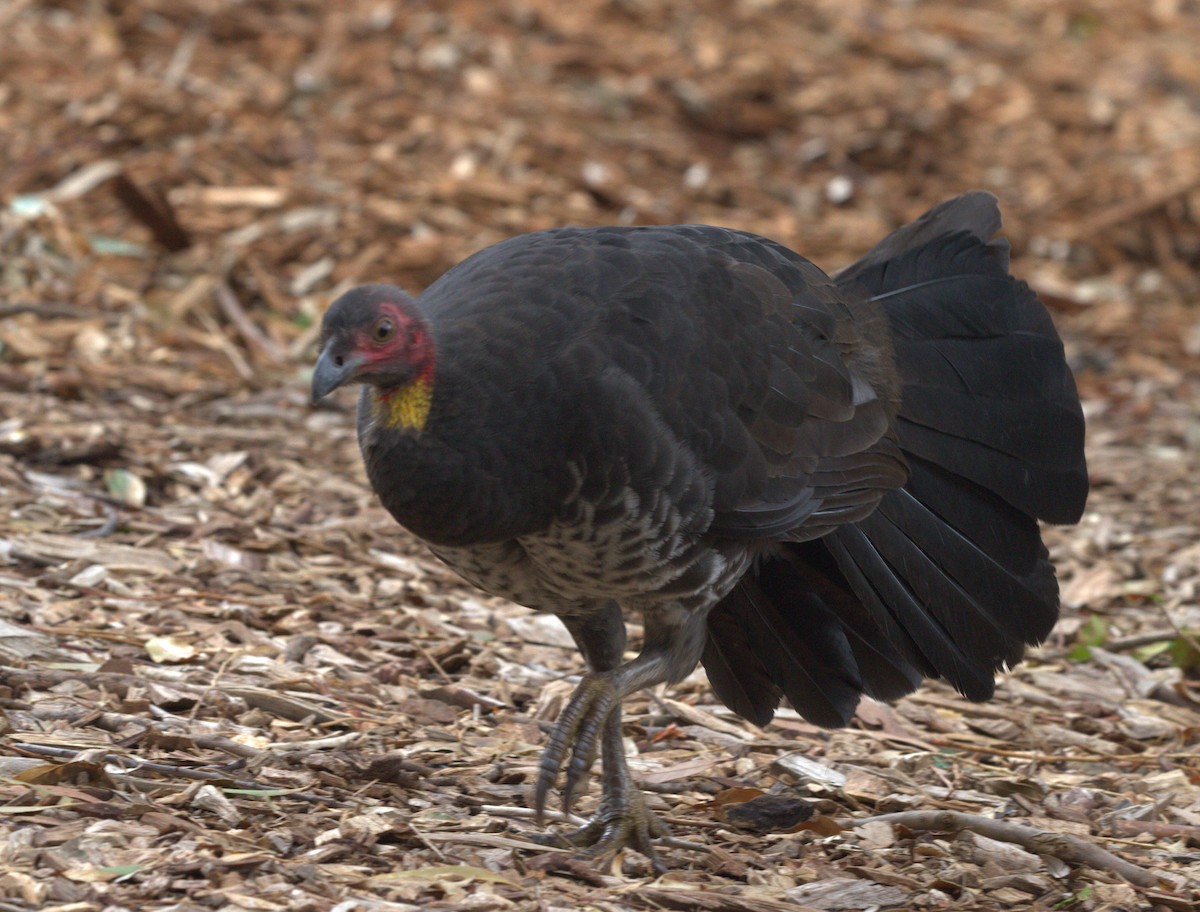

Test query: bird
[312,192,1088,871]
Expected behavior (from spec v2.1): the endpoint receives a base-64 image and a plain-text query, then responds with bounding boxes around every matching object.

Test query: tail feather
[849,486,1058,672]
[736,577,864,729]
[702,599,782,727]
[702,192,1088,727]
[901,453,1042,573]
[896,418,1085,525]
[823,524,998,700]
[703,549,923,728]
[838,191,1008,280]
[878,261,1087,522]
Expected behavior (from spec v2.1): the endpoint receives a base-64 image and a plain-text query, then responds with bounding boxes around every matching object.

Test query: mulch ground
[1,2,1198,910]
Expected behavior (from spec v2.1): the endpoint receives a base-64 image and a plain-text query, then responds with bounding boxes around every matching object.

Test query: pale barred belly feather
[428,485,754,615]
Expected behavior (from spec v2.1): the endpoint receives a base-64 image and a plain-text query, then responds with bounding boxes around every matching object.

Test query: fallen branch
[9,741,344,807]
[1102,629,1186,653]
[1108,818,1200,842]
[0,302,94,319]
[841,810,1161,889]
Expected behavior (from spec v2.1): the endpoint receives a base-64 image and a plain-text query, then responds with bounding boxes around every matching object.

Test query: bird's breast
[431,480,754,615]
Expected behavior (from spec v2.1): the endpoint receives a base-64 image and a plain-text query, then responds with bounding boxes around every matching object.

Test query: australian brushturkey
[312,192,1088,870]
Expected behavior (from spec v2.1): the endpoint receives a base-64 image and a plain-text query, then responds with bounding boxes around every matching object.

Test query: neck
[372,367,434,432]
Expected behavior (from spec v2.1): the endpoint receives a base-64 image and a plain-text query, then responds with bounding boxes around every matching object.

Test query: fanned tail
[701,192,1088,727]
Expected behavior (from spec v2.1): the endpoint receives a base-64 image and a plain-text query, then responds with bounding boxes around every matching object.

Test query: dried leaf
[200,538,266,571]
[143,635,196,664]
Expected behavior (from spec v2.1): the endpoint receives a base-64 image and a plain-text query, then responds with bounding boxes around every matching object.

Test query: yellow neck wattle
[375,376,433,432]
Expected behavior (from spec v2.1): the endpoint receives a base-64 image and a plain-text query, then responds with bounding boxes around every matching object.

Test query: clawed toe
[538,799,673,873]
[534,673,619,820]
[529,670,705,871]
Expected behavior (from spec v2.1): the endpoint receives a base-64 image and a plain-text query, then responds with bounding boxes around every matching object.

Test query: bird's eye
[373,318,395,342]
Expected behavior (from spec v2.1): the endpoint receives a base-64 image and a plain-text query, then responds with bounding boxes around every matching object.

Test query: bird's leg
[539,700,680,868]
[532,602,707,870]
[533,604,624,815]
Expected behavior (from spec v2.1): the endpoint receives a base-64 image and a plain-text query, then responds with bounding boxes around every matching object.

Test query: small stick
[214,280,285,364]
[8,741,345,807]
[482,804,588,825]
[0,666,241,713]
[840,810,1162,889]
[1102,630,1189,653]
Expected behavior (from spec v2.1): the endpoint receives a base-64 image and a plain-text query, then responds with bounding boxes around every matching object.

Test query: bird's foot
[535,671,619,818]
[529,783,683,874]
[531,673,704,872]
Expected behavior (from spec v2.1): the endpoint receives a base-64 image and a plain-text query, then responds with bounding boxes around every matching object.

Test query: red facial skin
[352,302,436,391]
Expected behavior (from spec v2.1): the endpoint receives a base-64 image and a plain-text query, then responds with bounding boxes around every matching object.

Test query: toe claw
[527,673,694,870]
[536,673,618,820]
[559,806,670,875]
[534,749,562,822]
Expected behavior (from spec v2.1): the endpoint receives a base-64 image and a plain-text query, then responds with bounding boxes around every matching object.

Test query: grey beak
[311,344,365,404]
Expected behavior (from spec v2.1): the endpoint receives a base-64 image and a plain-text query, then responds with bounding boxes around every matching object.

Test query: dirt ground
[2,1,1199,910]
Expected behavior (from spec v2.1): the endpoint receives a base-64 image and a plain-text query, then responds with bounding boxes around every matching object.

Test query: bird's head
[312,284,436,431]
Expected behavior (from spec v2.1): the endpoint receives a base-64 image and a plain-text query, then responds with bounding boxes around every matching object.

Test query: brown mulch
[1,1,1199,910]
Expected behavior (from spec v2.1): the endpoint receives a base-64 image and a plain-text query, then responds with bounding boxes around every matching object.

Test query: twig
[214,280,285,364]
[8,741,344,807]
[406,821,448,861]
[840,810,1162,889]
[1107,818,1200,842]
[412,639,455,685]
[482,804,589,826]
[1067,178,1200,240]
[924,738,1128,763]
[482,804,719,838]
[189,649,240,722]
[421,831,570,853]
[0,302,94,319]
[0,666,244,713]
[111,172,192,252]
[193,306,256,380]
[1103,630,1188,653]
[75,504,121,539]
[190,733,266,760]
[11,742,232,787]
[164,29,201,87]
[260,732,362,752]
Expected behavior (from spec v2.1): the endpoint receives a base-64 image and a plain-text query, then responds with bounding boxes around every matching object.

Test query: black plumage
[312,192,1088,869]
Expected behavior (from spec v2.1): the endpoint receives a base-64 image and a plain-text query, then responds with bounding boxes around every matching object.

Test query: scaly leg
[531,603,706,870]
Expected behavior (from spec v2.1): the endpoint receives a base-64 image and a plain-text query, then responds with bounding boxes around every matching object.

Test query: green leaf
[1067,644,1093,662]
[1131,641,1171,663]
[1069,615,1109,661]
[1078,615,1109,646]
[1168,637,1200,671]
[98,864,144,877]
[1054,884,1094,907]
[104,468,147,508]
